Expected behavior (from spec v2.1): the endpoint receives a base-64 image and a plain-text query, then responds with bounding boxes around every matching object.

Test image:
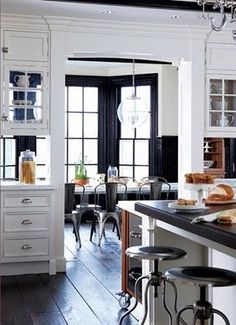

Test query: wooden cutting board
[204,199,236,205]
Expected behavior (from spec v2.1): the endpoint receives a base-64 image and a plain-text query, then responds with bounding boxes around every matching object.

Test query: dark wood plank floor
[1,222,139,325]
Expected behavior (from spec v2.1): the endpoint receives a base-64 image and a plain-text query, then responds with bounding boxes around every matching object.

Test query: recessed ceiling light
[170,15,180,19]
[102,10,112,15]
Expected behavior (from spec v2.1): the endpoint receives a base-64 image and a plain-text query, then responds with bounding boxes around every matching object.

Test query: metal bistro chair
[91,181,127,246]
[64,183,82,247]
[138,180,171,200]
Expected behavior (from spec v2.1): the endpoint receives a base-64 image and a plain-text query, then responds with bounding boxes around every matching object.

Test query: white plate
[168,202,205,213]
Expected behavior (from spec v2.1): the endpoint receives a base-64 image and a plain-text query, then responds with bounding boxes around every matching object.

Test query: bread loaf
[217,209,236,224]
[176,198,197,206]
[207,184,234,202]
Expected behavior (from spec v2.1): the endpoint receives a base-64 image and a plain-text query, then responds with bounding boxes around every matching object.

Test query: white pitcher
[220,114,234,127]
[14,74,30,87]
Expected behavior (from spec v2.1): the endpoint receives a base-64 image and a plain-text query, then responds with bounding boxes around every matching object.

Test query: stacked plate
[168,202,205,213]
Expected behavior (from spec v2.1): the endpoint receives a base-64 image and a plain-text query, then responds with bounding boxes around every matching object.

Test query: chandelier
[117,59,148,129]
[197,0,236,31]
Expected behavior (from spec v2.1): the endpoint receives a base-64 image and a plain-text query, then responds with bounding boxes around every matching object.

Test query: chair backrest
[141,176,168,183]
[94,181,127,212]
[65,183,85,213]
[139,181,163,200]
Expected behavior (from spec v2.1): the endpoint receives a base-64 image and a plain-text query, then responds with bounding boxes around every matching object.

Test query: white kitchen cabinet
[206,75,236,135]
[3,30,48,62]
[0,188,53,269]
[1,63,49,135]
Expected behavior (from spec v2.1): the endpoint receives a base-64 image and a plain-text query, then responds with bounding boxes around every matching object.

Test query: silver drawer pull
[21,244,32,250]
[21,219,32,225]
[129,231,142,240]
[21,198,32,204]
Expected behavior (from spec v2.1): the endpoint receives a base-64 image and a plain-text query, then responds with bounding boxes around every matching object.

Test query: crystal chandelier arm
[209,3,227,31]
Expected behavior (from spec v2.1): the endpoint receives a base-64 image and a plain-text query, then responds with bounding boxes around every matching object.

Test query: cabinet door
[206,76,236,133]
[1,64,49,135]
[3,31,48,62]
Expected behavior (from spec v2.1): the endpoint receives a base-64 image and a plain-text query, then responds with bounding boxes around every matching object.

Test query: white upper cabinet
[3,30,48,62]
[1,64,49,135]
[206,75,236,135]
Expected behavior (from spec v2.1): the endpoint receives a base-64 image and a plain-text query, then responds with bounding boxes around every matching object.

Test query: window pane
[84,113,98,138]
[136,114,150,138]
[68,113,82,138]
[136,86,150,109]
[84,88,98,112]
[65,140,68,164]
[36,165,47,179]
[68,139,82,164]
[4,167,16,178]
[135,140,149,165]
[5,139,15,165]
[121,125,134,138]
[36,138,47,165]
[68,87,82,111]
[135,166,149,181]
[119,165,133,178]
[119,140,133,164]
[86,165,98,178]
[84,139,97,164]
[68,165,76,182]
[121,86,133,100]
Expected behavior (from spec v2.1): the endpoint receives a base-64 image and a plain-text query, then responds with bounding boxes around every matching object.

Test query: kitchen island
[118,200,236,325]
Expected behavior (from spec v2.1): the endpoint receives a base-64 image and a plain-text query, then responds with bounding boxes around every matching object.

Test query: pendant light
[117,59,148,128]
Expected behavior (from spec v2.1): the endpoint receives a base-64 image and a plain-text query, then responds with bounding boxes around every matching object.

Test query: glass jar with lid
[19,149,36,184]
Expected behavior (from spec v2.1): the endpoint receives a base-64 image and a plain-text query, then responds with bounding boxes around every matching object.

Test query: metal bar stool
[165,266,236,325]
[119,245,187,325]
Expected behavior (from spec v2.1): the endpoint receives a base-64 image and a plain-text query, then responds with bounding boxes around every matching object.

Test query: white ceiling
[1,0,207,27]
[0,0,214,70]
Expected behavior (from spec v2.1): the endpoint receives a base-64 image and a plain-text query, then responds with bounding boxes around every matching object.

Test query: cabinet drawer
[2,192,50,208]
[3,212,49,232]
[2,237,49,259]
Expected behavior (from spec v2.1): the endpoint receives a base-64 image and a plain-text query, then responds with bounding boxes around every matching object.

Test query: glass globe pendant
[117,59,148,128]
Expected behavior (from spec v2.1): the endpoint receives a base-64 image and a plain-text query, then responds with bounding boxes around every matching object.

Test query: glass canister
[107,165,118,182]
[19,149,36,184]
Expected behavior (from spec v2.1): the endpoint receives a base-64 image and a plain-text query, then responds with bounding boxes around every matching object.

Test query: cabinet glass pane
[225,80,236,95]
[210,79,222,94]
[210,96,222,110]
[224,96,236,111]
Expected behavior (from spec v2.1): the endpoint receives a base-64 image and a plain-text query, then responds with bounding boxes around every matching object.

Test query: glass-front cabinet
[207,76,236,132]
[1,64,49,135]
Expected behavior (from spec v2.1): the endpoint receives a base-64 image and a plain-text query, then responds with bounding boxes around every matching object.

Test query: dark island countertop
[135,200,236,252]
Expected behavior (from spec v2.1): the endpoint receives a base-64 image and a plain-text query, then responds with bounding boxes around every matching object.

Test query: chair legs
[98,215,121,246]
[91,213,121,246]
[71,212,81,248]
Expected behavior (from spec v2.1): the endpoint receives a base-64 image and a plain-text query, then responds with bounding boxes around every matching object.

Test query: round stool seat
[165,266,236,287]
[125,245,186,261]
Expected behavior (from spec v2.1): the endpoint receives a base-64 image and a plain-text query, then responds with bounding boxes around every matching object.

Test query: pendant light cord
[132,58,136,96]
